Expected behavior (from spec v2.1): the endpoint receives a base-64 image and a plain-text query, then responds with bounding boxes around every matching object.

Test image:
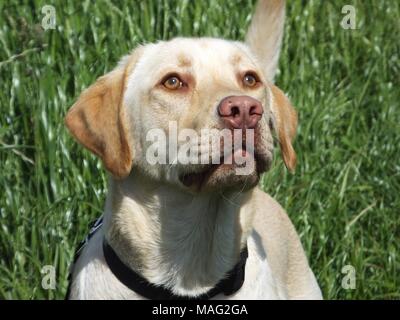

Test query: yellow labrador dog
[65,0,322,300]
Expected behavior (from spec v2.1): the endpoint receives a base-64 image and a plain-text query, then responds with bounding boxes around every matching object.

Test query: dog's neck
[103,172,256,297]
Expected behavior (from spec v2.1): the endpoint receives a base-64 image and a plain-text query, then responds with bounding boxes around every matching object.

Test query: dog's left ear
[269,84,298,172]
[245,0,286,81]
[65,48,143,178]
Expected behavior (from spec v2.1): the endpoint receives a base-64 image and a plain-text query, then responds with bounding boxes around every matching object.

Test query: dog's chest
[69,229,286,300]
[212,234,286,300]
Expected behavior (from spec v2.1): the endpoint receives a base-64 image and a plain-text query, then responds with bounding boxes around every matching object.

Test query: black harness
[66,217,248,300]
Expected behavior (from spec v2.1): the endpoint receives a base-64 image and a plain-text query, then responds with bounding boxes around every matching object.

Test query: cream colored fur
[66,0,322,300]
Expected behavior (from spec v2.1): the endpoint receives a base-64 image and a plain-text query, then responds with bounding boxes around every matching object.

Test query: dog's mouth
[178,147,270,192]
[179,164,220,189]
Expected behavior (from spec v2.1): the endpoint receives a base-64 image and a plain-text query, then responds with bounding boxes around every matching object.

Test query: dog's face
[65,38,297,193]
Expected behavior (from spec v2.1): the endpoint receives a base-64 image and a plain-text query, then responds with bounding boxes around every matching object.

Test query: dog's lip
[178,149,268,190]
[179,164,220,188]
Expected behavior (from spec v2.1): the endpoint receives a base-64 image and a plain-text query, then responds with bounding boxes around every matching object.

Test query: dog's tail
[245,0,286,82]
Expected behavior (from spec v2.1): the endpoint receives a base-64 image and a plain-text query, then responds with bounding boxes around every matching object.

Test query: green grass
[0,0,399,299]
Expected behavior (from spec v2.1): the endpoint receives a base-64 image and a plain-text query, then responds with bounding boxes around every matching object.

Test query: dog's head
[65,2,297,193]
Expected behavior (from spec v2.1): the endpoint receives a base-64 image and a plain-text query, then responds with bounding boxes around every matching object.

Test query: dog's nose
[218,96,263,129]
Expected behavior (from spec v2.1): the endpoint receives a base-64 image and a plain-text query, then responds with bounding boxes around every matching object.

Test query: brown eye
[243,73,258,87]
[163,76,183,90]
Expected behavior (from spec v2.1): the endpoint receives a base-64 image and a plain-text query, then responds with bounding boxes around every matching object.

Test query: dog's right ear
[65,47,143,178]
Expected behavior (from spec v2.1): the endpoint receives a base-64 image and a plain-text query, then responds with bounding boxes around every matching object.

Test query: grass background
[0,0,399,299]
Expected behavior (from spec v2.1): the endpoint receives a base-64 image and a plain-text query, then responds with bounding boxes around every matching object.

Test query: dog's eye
[163,76,183,90]
[243,73,259,87]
